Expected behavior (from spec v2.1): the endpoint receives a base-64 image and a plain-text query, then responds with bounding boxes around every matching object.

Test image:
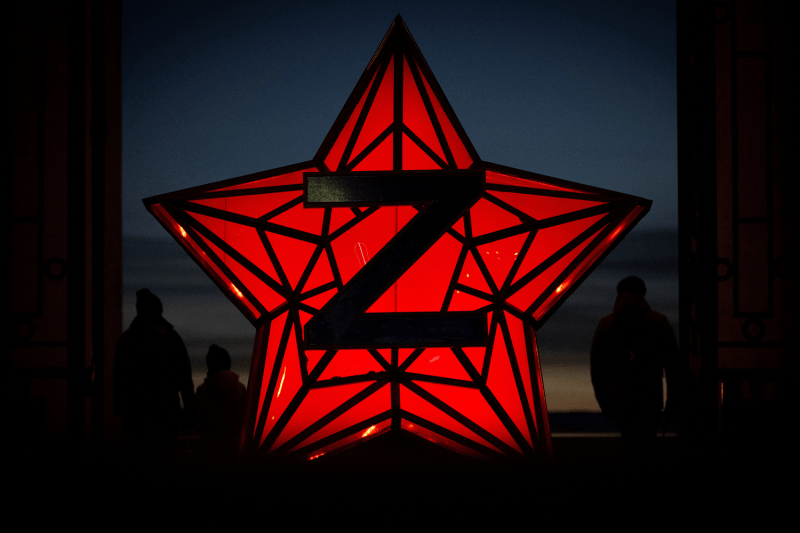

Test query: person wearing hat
[114,288,195,455]
[590,276,682,460]
[195,344,247,461]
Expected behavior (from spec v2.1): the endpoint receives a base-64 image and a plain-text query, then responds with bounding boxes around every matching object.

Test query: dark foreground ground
[8,423,794,521]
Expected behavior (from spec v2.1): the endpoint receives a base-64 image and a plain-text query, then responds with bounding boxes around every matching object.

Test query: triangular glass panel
[487,323,532,447]
[301,286,337,311]
[271,381,372,452]
[209,167,310,193]
[532,206,645,322]
[393,230,461,312]
[190,191,301,221]
[351,56,394,164]
[405,347,472,381]
[399,384,503,454]
[329,207,356,235]
[418,72,472,169]
[254,311,288,430]
[330,206,397,286]
[486,170,583,193]
[364,283,397,313]
[402,133,442,170]
[324,71,378,172]
[457,249,493,294]
[319,349,386,380]
[265,231,318,290]
[403,57,446,162]
[195,233,270,315]
[461,346,486,377]
[398,348,416,367]
[290,383,391,452]
[513,214,605,285]
[413,382,522,454]
[505,312,536,435]
[262,322,303,448]
[490,190,604,222]
[448,289,492,312]
[509,227,603,315]
[300,248,334,294]
[185,215,283,289]
[451,217,465,236]
[470,197,523,238]
[477,232,528,290]
[352,133,394,171]
[270,201,325,236]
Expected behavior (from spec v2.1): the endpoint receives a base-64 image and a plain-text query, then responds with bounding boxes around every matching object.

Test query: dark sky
[121,0,678,411]
[123,0,677,238]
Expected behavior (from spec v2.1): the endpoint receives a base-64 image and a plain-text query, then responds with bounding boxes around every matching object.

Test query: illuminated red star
[145,16,649,460]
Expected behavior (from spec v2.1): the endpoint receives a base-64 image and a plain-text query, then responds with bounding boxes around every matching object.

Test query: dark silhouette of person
[590,276,680,459]
[195,344,247,461]
[114,288,195,456]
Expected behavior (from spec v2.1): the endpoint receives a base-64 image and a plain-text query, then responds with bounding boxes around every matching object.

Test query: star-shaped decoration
[145,16,650,460]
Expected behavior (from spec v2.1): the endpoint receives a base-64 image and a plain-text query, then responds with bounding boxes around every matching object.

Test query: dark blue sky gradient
[123,0,677,238]
[121,0,678,411]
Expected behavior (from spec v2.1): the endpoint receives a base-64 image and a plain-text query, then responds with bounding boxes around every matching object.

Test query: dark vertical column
[679,0,797,459]
[677,0,719,443]
[67,0,88,447]
[90,0,107,447]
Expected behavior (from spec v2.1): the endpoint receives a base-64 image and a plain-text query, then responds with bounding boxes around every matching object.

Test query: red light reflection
[144,16,650,462]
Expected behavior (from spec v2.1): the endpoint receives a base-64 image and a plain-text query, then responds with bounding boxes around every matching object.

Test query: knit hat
[136,288,163,318]
[207,344,232,373]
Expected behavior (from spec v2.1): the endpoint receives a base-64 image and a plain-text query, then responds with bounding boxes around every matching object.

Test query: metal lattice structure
[144,16,650,460]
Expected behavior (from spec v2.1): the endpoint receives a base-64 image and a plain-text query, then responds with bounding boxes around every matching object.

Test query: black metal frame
[143,15,651,462]
[315,15,479,173]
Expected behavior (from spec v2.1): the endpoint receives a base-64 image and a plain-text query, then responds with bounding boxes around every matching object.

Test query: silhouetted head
[617,276,646,297]
[207,344,231,373]
[136,288,163,318]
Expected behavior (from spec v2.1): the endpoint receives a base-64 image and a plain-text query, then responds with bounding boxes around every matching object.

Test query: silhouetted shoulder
[595,314,615,333]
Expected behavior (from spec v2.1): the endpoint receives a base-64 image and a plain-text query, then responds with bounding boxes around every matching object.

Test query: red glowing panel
[352,134,394,171]
[491,190,604,221]
[318,350,386,380]
[399,385,502,454]
[325,71,378,172]
[486,170,581,193]
[352,56,394,163]
[402,133,441,170]
[270,381,375,452]
[405,347,472,381]
[394,231,462,312]
[302,252,335,293]
[418,67,472,169]
[210,168,308,192]
[470,197,524,238]
[477,232,529,290]
[457,251,493,295]
[403,57,446,163]
[302,286,336,311]
[145,16,650,461]
[487,316,532,447]
[290,384,392,454]
[513,214,606,285]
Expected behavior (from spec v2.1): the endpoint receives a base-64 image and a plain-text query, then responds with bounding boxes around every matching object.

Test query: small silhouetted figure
[114,288,195,456]
[196,344,247,461]
[591,276,680,459]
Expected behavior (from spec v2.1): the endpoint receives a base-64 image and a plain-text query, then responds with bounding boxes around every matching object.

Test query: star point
[145,17,650,461]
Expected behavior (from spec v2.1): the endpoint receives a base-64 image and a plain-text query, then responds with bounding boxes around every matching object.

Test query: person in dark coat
[114,288,195,455]
[590,276,681,458]
[195,344,247,461]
